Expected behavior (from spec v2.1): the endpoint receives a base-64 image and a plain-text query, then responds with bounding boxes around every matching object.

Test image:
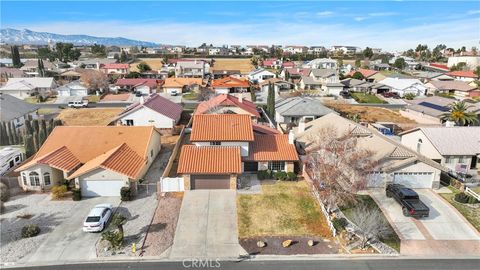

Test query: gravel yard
[142,193,183,257]
[0,194,76,263]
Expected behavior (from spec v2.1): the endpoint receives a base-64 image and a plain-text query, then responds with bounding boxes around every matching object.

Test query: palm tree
[440,101,479,126]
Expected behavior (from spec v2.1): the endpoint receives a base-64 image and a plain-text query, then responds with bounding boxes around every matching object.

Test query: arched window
[29,172,40,186]
[43,172,51,186]
[416,139,423,153]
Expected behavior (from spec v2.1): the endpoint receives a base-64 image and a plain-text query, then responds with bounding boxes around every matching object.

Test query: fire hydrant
[132,243,136,253]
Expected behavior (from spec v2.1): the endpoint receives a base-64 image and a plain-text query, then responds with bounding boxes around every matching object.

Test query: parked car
[386,184,429,218]
[68,99,89,108]
[83,204,113,232]
[340,90,351,99]
[135,91,143,97]
[170,89,179,96]
[381,92,400,99]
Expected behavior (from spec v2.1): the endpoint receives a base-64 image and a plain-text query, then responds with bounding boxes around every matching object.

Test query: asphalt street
[6,259,480,270]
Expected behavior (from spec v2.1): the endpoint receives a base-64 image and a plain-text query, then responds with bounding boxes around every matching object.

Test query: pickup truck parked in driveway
[386,184,430,218]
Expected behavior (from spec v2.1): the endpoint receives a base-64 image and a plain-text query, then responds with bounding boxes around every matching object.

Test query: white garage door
[71,90,87,96]
[80,180,125,197]
[393,172,433,188]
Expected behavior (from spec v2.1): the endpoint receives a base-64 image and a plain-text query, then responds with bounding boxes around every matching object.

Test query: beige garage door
[191,175,230,189]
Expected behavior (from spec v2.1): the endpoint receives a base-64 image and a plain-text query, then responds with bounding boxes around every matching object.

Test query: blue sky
[1,1,479,50]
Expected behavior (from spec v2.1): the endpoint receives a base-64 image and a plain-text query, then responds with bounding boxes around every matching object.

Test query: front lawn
[440,186,480,232]
[237,180,331,238]
[340,195,401,252]
[350,92,386,104]
[85,95,100,103]
[182,92,198,100]
[56,108,123,126]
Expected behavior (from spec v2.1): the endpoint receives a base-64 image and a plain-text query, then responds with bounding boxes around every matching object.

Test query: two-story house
[175,61,206,78]
[101,63,130,76]
[177,114,298,190]
[400,127,480,180]
[298,69,343,95]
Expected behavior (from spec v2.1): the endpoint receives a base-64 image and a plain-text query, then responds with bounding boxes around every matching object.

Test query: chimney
[238,92,243,103]
[445,120,455,127]
[288,130,295,145]
[298,120,306,133]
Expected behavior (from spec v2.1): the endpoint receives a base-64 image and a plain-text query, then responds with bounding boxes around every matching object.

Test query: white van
[68,99,89,108]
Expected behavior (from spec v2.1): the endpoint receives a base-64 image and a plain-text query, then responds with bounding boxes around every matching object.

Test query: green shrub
[403,93,416,100]
[101,230,123,249]
[274,171,288,181]
[51,185,67,199]
[467,194,479,204]
[332,217,348,232]
[120,187,131,201]
[21,224,40,238]
[286,172,297,181]
[454,192,469,203]
[257,170,271,180]
[72,188,81,201]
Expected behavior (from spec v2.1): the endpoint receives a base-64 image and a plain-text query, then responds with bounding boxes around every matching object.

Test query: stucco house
[212,76,250,94]
[425,80,478,99]
[177,114,298,190]
[247,68,276,84]
[55,80,89,97]
[195,94,260,119]
[379,77,427,97]
[175,61,206,78]
[275,97,334,128]
[162,78,203,94]
[15,126,161,197]
[0,77,57,99]
[0,93,39,130]
[295,113,446,189]
[400,127,480,180]
[113,93,182,129]
[101,63,130,76]
[347,68,386,82]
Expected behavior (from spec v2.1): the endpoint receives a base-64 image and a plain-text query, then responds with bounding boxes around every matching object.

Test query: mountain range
[0,28,160,47]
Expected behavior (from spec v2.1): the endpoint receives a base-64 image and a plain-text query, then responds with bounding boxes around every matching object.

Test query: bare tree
[80,70,109,93]
[305,126,378,211]
[349,203,392,249]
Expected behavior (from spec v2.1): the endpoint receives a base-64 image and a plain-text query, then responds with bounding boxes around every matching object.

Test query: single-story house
[379,77,427,97]
[16,126,161,197]
[446,71,478,82]
[115,78,161,95]
[195,94,260,119]
[177,114,298,190]
[55,80,89,97]
[0,67,25,83]
[101,63,130,75]
[113,93,182,129]
[212,70,241,79]
[347,68,386,82]
[341,78,391,94]
[425,80,478,99]
[259,78,295,94]
[0,77,57,99]
[400,127,480,180]
[162,78,203,94]
[58,70,82,82]
[20,59,55,77]
[247,68,276,84]
[0,93,39,129]
[295,113,447,189]
[212,76,250,94]
[275,97,335,128]
[411,71,454,83]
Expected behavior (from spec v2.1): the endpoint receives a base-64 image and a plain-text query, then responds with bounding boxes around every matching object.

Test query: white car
[83,204,113,232]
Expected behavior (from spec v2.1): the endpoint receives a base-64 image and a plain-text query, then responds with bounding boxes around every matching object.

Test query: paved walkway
[169,190,247,259]
[25,197,120,263]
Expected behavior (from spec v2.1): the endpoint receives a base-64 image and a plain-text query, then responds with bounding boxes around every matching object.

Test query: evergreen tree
[33,131,39,152]
[267,83,275,118]
[0,122,8,146]
[25,119,33,135]
[32,119,39,134]
[24,135,35,158]
[47,119,54,135]
[38,126,47,148]
[11,46,22,68]
[11,122,19,145]
[120,50,128,63]
[53,119,63,127]
[6,122,13,145]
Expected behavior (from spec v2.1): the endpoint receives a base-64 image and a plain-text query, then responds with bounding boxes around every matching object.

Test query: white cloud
[354,17,367,21]
[368,12,398,17]
[316,11,334,17]
[467,9,480,15]
[5,17,478,51]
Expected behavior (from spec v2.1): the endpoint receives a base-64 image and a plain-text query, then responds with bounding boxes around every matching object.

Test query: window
[458,156,465,163]
[125,119,134,126]
[210,141,221,146]
[43,172,51,186]
[22,173,27,186]
[416,139,422,153]
[29,172,40,186]
[268,161,285,171]
[445,156,453,164]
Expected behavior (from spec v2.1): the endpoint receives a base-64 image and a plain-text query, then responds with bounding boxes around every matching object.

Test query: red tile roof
[37,146,81,172]
[177,145,242,174]
[118,94,182,120]
[212,76,249,88]
[429,63,449,71]
[347,68,378,78]
[190,114,254,142]
[245,134,298,161]
[102,63,130,69]
[195,94,260,117]
[252,123,280,134]
[116,78,161,88]
[282,62,295,68]
[446,70,478,78]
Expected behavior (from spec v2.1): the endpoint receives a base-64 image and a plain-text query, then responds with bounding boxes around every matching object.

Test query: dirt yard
[129,58,164,72]
[326,103,416,124]
[211,58,254,74]
[56,108,123,126]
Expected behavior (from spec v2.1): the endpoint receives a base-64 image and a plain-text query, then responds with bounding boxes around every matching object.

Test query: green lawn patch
[85,95,101,103]
[351,92,386,104]
[182,92,198,100]
[340,195,401,252]
[440,186,480,232]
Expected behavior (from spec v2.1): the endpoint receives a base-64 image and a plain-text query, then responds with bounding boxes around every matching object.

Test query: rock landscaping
[240,236,341,255]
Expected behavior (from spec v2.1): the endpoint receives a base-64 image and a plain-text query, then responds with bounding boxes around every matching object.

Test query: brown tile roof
[17,126,158,180]
[163,78,203,88]
[177,145,242,174]
[67,143,145,180]
[252,123,280,134]
[347,68,378,78]
[212,76,249,88]
[245,134,298,161]
[36,146,81,172]
[195,94,260,117]
[190,114,254,142]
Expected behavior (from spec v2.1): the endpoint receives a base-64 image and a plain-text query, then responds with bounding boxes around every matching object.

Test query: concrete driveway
[24,197,120,263]
[169,190,246,259]
[370,189,480,256]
